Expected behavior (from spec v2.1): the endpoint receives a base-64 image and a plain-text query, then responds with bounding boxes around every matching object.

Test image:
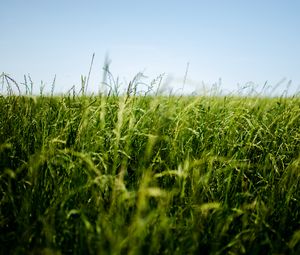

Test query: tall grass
[0,79,300,254]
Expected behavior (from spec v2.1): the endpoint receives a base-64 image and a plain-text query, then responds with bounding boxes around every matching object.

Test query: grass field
[0,85,300,254]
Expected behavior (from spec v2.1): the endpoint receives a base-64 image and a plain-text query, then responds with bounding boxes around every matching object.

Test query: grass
[0,79,300,254]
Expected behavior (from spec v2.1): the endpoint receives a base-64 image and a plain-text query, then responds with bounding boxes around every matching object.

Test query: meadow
[0,78,300,254]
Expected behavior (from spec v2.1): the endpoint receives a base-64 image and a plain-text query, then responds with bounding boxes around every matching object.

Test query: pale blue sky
[1,0,300,95]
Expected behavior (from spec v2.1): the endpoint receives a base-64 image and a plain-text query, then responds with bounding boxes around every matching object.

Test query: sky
[1,0,300,95]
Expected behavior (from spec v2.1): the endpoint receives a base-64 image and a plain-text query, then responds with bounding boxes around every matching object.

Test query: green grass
[0,92,300,254]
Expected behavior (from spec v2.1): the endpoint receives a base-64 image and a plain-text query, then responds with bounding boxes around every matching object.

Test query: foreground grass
[0,94,300,254]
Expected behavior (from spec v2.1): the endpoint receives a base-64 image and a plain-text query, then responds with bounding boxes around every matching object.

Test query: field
[1,89,300,254]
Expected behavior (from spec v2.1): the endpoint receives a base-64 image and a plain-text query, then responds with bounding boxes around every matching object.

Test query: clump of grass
[0,75,300,254]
